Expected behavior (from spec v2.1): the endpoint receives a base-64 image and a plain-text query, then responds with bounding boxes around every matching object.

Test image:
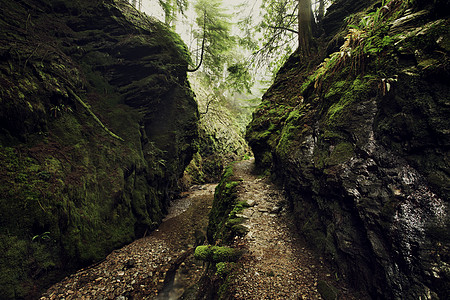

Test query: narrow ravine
[41,159,363,299]
[40,184,216,299]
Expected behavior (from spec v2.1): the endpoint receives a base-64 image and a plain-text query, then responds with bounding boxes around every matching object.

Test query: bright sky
[140,0,261,19]
[137,0,269,95]
[139,0,262,41]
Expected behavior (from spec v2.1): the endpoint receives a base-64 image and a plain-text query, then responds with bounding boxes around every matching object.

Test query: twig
[68,88,125,142]
[23,43,40,71]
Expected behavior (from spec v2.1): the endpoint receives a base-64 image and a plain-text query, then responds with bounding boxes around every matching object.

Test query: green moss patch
[194,245,242,263]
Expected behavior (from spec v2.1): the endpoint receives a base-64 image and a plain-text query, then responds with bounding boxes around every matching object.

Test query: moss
[194,245,242,263]
[326,142,355,166]
[1,0,199,297]
[325,77,374,125]
[207,164,242,243]
[246,101,294,171]
[230,224,249,236]
[215,261,235,278]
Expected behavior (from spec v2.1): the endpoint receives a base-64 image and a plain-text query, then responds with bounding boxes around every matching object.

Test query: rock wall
[247,0,449,299]
[0,0,198,298]
[182,74,252,186]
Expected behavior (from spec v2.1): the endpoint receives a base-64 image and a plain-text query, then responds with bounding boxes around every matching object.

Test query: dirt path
[226,159,358,300]
[40,184,216,300]
[41,159,360,299]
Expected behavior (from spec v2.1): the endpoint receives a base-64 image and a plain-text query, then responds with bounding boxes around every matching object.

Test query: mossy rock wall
[183,75,251,185]
[0,0,198,298]
[247,1,449,299]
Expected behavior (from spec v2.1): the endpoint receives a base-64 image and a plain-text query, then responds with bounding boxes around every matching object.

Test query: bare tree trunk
[317,0,325,23]
[188,11,206,72]
[298,0,312,57]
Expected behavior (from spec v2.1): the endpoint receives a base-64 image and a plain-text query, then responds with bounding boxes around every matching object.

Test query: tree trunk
[298,0,312,57]
[317,0,325,23]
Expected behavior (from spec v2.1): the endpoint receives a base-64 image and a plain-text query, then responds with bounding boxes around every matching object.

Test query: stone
[246,200,256,207]
[246,2,450,298]
[270,206,281,213]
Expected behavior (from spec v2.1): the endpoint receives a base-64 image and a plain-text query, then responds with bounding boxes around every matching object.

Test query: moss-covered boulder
[194,245,242,263]
[0,0,198,298]
[206,164,243,243]
[247,0,449,299]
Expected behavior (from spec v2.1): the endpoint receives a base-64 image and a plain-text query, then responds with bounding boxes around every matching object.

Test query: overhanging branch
[268,25,298,34]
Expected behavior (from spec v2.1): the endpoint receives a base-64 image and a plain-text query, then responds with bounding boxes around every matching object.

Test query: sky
[135,0,271,95]
[138,0,262,42]
[139,0,261,20]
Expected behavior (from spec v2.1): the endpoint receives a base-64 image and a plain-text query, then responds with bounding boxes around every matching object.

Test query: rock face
[0,0,197,298]
[247,1,449,299]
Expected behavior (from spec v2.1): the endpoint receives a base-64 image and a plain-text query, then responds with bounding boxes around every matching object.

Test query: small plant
[312,0,408,89]
[380,75,398,95]
[50,104,72,118]
[32,231,51,242]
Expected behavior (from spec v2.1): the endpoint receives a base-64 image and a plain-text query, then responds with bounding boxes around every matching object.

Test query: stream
[41,184,216,299]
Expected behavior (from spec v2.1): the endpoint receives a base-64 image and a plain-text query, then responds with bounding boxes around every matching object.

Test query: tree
[158,0,188,27]
[249,0,298,73]
[188,0,234,80]
[129,0,143,10]
[298,0,313,57]
[240,0,332,75]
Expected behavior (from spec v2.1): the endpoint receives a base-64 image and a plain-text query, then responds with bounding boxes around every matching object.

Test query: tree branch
[68,89,124,142]
[268,25,298,34]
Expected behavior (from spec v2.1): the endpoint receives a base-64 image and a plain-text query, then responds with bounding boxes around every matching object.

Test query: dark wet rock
[321,0,377,36]
[123,259,136,270]
[247,2,449,299]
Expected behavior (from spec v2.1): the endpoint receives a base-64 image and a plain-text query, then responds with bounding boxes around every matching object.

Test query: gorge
[0,0,448,299]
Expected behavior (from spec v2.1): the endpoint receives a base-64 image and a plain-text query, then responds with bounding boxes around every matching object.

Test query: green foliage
[226,62,253,94]
[191,0,234,81]
[194,245,241,262]
[250,0,298,76]
[312,0,410,89]
[207,164,242,242]
[158,0,189,26]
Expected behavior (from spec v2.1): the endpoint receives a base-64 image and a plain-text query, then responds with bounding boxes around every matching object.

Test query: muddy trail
[41,159,361,299]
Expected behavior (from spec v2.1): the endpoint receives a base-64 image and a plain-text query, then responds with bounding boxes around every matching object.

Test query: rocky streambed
[40,184,216,299]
